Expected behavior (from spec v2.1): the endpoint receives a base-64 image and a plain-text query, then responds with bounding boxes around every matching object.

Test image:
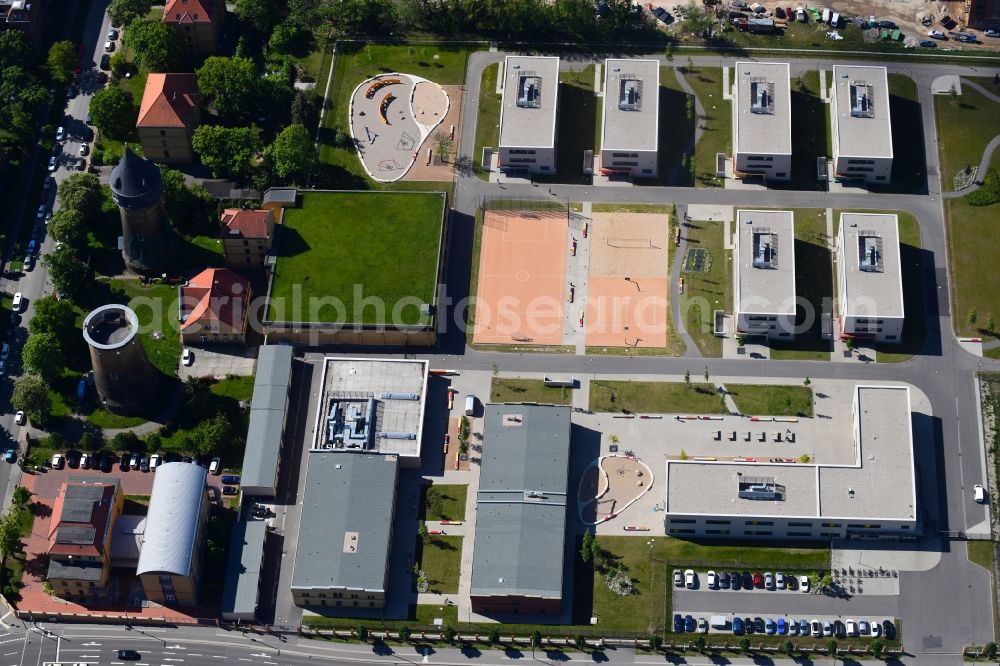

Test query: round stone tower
[83,304,160,415]
[109,146,175,275]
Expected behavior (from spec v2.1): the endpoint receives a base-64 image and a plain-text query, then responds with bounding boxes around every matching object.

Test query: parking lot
[670,611,898,639]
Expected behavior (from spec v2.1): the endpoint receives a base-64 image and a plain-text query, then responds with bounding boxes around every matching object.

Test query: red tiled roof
[47,482,118,558]
[179,268,251,332]
[136,73,199,129]
[163,0,215,24]
[220,208,272,240]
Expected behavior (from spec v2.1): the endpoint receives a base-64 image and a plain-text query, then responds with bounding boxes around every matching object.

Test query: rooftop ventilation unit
[618,76,642,111]
[516,73,542,109]
[751,228,778,269]
[738,476,785,501]
[749,77,775,115]
[849,81,875,118]
[857,232,884,272]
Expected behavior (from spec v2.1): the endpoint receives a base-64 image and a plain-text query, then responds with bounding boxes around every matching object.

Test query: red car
[753,572,764,588]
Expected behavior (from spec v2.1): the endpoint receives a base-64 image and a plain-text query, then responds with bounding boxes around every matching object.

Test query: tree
[871,639,884,658]
[488,628,501,644]
[782,639,794,656]
[47,41,77,84]
[574,635,586,649]
[234,0,277,33]
[398,626,411,643]
[57,172,104,217]
[589,535,603,568]
[985,642,998,659]
[124,19,184,72]
[196,56,258,120]
[417,520,429,543]
[987,314,996,332]
[191,125,262,179]
[703,365,709,382]
[159,166,216,235]
[648,635,662,651]
[693,635,706,652]
[12,375,51,424]
[22,333,65,383]
[827,639,838,656]
[110,431,141,452]
[48,208,88,249]
[443,625,456,643]
[0,509,22,577]
[531,630,542,649]
[191,412,231,457]
[0,31,31,70]
[356,625,369,641]
[290,91,317,129]
[739,636,751,654]
[29,296,78,343]
[810,572,833,594]
[681,1,713,35]
[266,123,317,181]
[684,368,691,388]
[580,531,594,563]
[11,486,31,509]
[269,21,302,54]
[43,246,89,300]
[108,0,153,28]
[80,431,102,453]
[968,308,979,327]
[89,86,135,140]
[804,376,811,386]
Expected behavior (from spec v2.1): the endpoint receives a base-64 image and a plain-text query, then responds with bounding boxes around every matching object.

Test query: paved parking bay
[671,611,896,636]
[673,588,901,617]
[179,345,256,379]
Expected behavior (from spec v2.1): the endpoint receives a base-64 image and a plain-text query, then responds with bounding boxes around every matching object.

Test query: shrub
[967,168,1000,206]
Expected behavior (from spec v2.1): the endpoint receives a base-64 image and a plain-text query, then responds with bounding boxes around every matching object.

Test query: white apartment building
[830,65,893,185]
[498,56,560,175]
[836,213,904,343]
[731,62,792,182]
[599,59,659,178]
[733,209,797,340]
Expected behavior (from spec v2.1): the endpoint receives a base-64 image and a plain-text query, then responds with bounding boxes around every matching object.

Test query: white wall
[498,146,556,174]
[733,152,791,181]
[601,149,658,177]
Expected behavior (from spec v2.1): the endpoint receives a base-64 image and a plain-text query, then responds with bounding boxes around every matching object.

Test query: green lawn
[546,66,597,184]
[472,63,501,181]
[884,74,927,194]
[684,67,730,188]
[210,375,255,401]
[267,191,445,324]
[318,43,474,188]
[589,380,726,414]
[786,72,828,191]
[94,71,147,166]
[490,378,574,405]
[678,218,729,357]
[108,279,181,376]
[935,81,1000,188]
[657,67,695,186]
[424,484,467,522]
[770,209,832,362]
[968,540,994,572]
[419,535,462,594]
[728,384,814,417]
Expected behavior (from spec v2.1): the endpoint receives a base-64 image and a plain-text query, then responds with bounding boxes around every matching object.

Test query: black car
[222,485,238,496]
[221,474,241,485]
[66,450,81,468]
[100,53,111,70]
[99,454,113,473]
[742,571,754,589]
[774,6,786,18]
[117,650,140,660]
[139,456,149,472]
[753,617,765,634]
[882,620,896,639]
[119,454,130,472]
[730,571,742,590]
[718,571,730,589]
[834,620,846,638]
[673,613,684,633]
[743,617,755,634]
[252,504,269,518]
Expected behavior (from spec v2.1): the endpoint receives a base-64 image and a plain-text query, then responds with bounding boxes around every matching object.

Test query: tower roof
[110,147,163,210]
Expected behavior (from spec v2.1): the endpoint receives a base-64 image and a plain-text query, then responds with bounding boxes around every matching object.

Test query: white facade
[836,213,905,343]
[830,65,893,185]
[733,209,797,340]
[731,62,792,182]
[497,56,560,175]
[599,59,659,178]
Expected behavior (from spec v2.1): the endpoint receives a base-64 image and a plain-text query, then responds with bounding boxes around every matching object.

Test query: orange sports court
[472,209,569,345]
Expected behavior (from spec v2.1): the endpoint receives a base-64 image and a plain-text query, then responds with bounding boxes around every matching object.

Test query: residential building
[836,213,904,343]
[178,268,252,345]
[137,462,209,606]
[312,357,429,468]
[221,518,267,621]
[162,0,221,55]
[664,385,918,540]
[470,404,572,615]
[599,59,659,178]
[830,65,893,184]
[136,73,200,164]
[46,479,123,601]
[220,208,274,268]
[731,62,792,182]
[498,56,560,174]
[290,452,399,609]
[733,209,797,340]
[0,0,45,50]
[242,345,294,497]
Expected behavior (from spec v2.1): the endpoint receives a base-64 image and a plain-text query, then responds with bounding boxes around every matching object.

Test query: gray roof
[601,59,659,153]
[291,452,399,593]
[110,514,145,565]
[221,519,267,619]
[831,65,893,160]
[732,62,792,157]
[470,404,571,601]
[734,209,797,316]
[137,463,207,576]
[262,188,298,206]
[499,56,561,149]
[47,559,106,581]
[838,213,904,319]
[242,345,294,493]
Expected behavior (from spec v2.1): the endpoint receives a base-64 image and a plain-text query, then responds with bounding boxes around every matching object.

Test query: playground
[586,212,670,348]
[349,73,451,183]
[577,453,655,526]
[472,209,569,346]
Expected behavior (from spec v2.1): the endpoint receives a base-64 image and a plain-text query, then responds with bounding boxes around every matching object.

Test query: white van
[831,11,840,26]
[821,7,830,23]
[465,394,476,416]
[974,484,987,503]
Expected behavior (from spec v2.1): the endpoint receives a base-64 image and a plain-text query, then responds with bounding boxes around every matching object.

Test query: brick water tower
[109,146,175,275]
[83,304,160,415]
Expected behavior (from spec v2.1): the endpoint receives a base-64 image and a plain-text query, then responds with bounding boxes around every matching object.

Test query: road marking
[79,655,99,659]
[1,652,14,657]
[83,641,102,646]
[189,654,202,657]
[238,658,252,662]
[163,658,184,662]
[166,645,187,649]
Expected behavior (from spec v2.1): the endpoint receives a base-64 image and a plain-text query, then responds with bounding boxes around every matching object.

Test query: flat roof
[499,56,560,149]
[601,59,659,153]
[732,62,791,157]
[221,518,267,619]
[734,209,797,316]
[242,345,294,493]
[832,65,893,160]
[312,357,428,460]
[838,213,904,319]
[666,385,916,523]
[470,404,571,601]
[291,452,398,593]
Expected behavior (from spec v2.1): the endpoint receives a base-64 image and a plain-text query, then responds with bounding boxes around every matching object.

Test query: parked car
[846,619,858,636]
[883,620,896,639]
[684,569,696,588]
[673,570,683,587]
[730,571,741,590]
[786,575,798,591]
[252,504,269,518]
[66,451,81,468]
[119,454,130,472]
[764,572,775,590]
[752,572,764,587]
[0,344,8,362]
[707,570,718,588]
[673,614,684,633]
[139,456,149,472]
[209,457,221,474]
[107,28,119,40]
[221,474,240,485]
[799,575,810,592]
[150,453,162,470]
[834,620,846,638]
[697,617,708,634]
[222,486,239,496]
[36,204,46,220]
[774,6,785,18]
[79,143,89,156]
[811,619,822,637]
[11,292,23,312]
[765,618,775,635]
[985,29,1000,37]
[718,571,730,589]
[55,126,65,141]
[130,454,141,470]
[752,618,764,633]
[743,616,754,634]
[789,619,799,636]
[51,453,65,469]
[775,572,786,589]
[684,615,696,632]
[14,411,25,426]
[859,620,871,635]
[3,449,15,464]
[823,621,833,637]
[80,453,90,469]
[799,619,809,635]
[100,53,111,70]
[47,156,58,171]
[104,40,115,51]
[871,621,882,637]
[776,618,787,635]
[182,348,193,366]
[742,571,753,588]
[732,616,744,634]
[974,483,987,503]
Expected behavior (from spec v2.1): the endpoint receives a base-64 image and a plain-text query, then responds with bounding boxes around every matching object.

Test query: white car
[0,361,6,376]
[55,126,65,141]
[80,453,90,469]
[47,156,57,171]
[673,569,683,587]
[986,29,999,37]
[871,621,882,637]
[149,453,162,470]
[846,619,858,636]
[799,575,810,592]
[706,570,718,588]
[11,292,23,312]
[104,40,115,52]
[823,621,833,637]
[764,571,775,590]
[14,411,25,426]
[209,457,221,475]
[811,619,823,637]
[684,569,696,589]
[775,572,786,589]
[51,453,64,469]
[697,617,708,633]
[182,348,193,366]
[45,212,52,225]
[974,484,987,502]
[79,143,89,156]
[928,29,947,39]
[36,205,46,219]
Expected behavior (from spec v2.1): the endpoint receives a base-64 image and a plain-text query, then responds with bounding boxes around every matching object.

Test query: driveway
[179,345,256,379]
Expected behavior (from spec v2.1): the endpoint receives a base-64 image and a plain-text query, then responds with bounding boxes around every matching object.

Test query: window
[875,176,886,181]
[670,518,696,524]
[847,159,875,165]
[847,523,882,529]
[886,335,896,340]
[642,169,652,174]
[164,150,170,159]
[160,130,166,137]
[158,576,171,585]
[788,521,813,527]
[821,522,839,528]
[705,529,730,535]
[775,172,786,177]
[706,519,731,525]
[820,532,839,537]
[508,149,536,155]
[611,161,638,167]
[165,593,177,602]
[745,520,774,526]
[670,528,695,534]
[611,152,638,158]
[744,530,773,536]
[746,155,774,162]
[540,166,550,171]
[508,158,536,164]
[787,532,811,537]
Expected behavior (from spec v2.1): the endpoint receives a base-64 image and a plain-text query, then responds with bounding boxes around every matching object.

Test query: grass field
[968,540,994,573]
[490,378,574,405]
[786,72,828,191]
[935,80,1000,188]
[589,380,726,414]
[728,384,814,417]
[424,484,467,522]
[884,74,927,194]
[678,219,729,357]
[419,535,462,594]
[105,279,181,376]
[472,63,500,181]
[684,67,730,188]
[267,191,445,324]
[547,66,597,184]
[658,67,695,186]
